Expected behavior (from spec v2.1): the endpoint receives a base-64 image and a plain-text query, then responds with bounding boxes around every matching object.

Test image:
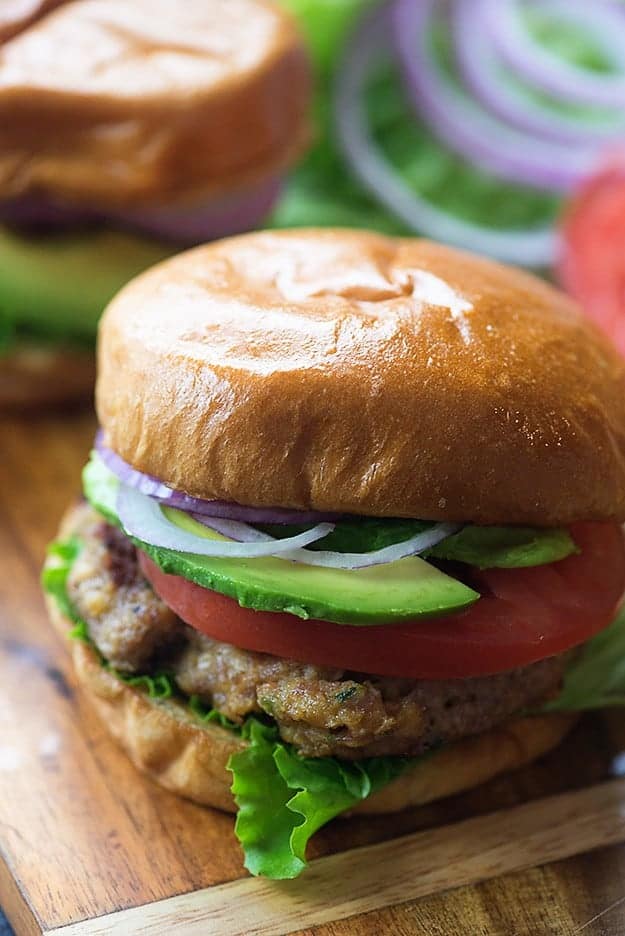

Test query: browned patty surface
[65,504,570,759]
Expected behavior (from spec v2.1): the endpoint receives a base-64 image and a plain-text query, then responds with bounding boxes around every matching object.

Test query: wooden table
[2,410,625,935]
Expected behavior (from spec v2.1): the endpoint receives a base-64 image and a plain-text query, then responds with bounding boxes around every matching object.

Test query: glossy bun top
[0,0,310,206]
[97,229,625,525]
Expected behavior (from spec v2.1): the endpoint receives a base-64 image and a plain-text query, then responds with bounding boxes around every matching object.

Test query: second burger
[0,0,310,406]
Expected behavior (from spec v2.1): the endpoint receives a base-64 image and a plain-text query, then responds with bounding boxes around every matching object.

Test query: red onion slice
[117,484,335,559]
[106,177,282,246]
[101,442,463,570]
[334,6,556,266]
[484,0,625,108]
[0,194,100,232]
[452,0,625,146]
[95,436,341,524]
[392,0,598,192]
[1,177,281,245]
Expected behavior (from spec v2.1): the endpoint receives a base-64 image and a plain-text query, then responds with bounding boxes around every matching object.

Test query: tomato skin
[139,522,625,680]
[559,160,625,356]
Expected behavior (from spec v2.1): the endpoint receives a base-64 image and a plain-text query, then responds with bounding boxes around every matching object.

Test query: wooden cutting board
[2,411,625,936]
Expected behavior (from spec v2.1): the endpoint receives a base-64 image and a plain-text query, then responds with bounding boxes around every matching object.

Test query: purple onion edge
[94,432,343,525]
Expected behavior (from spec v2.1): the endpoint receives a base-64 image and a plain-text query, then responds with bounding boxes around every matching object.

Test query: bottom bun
[1,344,95,408]
[46,595,577,815]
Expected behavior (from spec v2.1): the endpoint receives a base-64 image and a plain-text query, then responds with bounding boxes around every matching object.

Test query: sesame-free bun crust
[46,588,577,815]
[0,0,310,206]
[1,343,94,408]
[98,229,625,526]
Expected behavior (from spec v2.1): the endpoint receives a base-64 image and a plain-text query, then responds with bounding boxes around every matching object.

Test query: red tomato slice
[559,159,625,356]
[139,522,625,680]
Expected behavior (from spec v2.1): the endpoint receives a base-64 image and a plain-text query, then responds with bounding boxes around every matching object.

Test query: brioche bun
[0,343,95,408]
[97,229,625,526]
[0,0,310,206]
[46,591,576,815]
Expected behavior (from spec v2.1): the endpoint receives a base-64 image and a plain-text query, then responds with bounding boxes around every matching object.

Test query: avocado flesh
[83,454,480,625]
[0,226,170,342]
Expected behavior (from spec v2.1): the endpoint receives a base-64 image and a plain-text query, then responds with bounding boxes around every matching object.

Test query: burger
[43,229,625,879]
[0,0,310,407]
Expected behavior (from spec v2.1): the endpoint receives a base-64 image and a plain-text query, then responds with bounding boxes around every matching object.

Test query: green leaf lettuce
[229,718,407,878]
[546,605,625,712]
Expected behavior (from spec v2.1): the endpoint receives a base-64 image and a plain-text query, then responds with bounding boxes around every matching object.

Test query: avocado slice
[0,226,170,341]
[83,454,479,625]
[429,524,576,569]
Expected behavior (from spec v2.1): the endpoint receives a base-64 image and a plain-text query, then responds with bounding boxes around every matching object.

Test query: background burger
[0,0,310,407]
[44,229,625,879]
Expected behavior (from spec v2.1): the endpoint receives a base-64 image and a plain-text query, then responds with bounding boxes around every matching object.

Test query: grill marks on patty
[65,504,570,759]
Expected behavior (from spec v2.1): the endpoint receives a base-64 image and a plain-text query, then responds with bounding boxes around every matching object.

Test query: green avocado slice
[83,454,479,625]
[0,225,171,342]
[428,524,576,569]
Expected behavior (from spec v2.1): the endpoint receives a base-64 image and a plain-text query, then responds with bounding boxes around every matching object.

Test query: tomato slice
[139,522,625,680]
[559,160,625,356]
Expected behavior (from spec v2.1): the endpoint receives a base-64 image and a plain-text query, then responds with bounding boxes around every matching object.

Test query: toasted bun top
[97,229,625,525]
[0,0,310,205]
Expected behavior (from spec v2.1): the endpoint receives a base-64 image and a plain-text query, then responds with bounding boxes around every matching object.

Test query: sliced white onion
[190,514,276,543]
[118,481,461,569]
[117,485,334,558]
[278,523,462,570]
[194,508,461,568]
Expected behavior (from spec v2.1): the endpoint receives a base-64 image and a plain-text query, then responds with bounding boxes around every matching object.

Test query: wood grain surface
[2,411,625,935]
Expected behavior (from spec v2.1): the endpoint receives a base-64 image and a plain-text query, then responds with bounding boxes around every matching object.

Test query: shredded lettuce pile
[43,533,625,879]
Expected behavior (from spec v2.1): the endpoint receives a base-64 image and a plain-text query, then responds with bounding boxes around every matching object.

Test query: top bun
[97,229,625,526]
[0,0,310,206]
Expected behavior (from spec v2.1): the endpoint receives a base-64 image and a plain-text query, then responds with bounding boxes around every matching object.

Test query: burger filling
[66,504,572,760]
[43,447,625,880]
